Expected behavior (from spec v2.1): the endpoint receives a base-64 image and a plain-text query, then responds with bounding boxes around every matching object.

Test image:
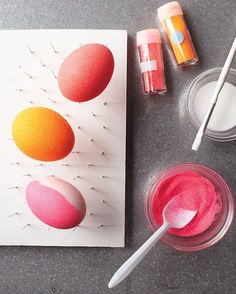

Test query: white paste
[193,81,236,132]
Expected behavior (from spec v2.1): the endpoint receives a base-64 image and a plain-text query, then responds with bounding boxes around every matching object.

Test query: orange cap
[157,1,183,22]
[136,29,162,47]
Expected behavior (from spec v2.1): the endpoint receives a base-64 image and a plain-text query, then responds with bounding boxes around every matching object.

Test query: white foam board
[0,29,127,247]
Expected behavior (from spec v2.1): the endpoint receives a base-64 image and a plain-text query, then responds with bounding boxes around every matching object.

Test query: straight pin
[73,225,80,231]
[40,87,47,93]
[8,212,19,217]
[22,224,30,230]
[40,59,46,67]
[73,175,80,180]
[72,151,80,155]
[51,70,57,79]
[62,163,69,166]
[26,45,34,54]
[100,151,105,156]
[10,162,20,165]
[8,186,19,190]
[97,224,104,229]
[21,173,31,177]
[88,163,93,167]
[16,88,23,92]
[48,98,56,103]
[100,199,105,204]
[103,101,107,105]
[91,112,96,117]
[27,100,34,104]
[34,163,43,167]
[50,42,58,54]
[24,71,33,79]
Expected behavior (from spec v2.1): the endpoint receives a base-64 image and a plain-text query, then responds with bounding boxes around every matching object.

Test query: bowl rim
[186,67,236,142]
[145,163,234,252]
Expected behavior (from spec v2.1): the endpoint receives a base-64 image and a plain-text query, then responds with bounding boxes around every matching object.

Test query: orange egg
[12,107,75,161]
[58,43,114,102]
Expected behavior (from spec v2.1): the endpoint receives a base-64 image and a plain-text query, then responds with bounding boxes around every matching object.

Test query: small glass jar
[157,1,199,67]
[136,29,167,94]
[145,163,234,251]
[187,68,236,142]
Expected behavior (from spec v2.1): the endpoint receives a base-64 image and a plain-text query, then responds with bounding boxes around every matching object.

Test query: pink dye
[152,171,222,236]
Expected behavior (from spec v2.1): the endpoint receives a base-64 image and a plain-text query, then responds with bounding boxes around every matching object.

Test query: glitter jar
[157,1,199,67]
[136,29,167,94]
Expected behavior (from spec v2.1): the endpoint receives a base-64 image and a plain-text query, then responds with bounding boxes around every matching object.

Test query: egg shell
[58,43,115,102]
[12,107,75,161]
[26,176,86,229]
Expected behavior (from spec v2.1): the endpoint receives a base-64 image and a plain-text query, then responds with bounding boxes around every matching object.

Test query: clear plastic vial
[136,29,167,94]
[157,1,199,67]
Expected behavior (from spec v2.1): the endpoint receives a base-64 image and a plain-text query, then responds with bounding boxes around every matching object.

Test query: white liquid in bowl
[193,81,236,132]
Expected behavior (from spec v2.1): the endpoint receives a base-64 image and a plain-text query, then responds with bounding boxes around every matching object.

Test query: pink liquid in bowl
[152,171,222,237]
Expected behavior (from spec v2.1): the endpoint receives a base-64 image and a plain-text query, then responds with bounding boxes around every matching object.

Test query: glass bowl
[186,67,236,141]
[145,163,234,251]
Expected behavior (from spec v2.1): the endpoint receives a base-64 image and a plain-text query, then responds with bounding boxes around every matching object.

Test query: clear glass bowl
[145,163,234,251]
[186,67,236,141]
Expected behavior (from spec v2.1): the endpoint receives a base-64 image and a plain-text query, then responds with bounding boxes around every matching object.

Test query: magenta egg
[26,176,86,229]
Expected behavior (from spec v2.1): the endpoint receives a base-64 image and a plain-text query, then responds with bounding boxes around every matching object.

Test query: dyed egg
[26,176,86,229]
[58,43,114,102]
[12,107,75,161]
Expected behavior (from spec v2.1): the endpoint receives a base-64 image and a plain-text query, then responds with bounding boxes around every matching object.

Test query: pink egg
[26,176,86,229]
[58,43,115,102]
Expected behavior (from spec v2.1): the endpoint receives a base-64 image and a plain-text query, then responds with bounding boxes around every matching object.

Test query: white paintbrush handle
[108,222,169,289]
[213,37,236,96]
[192,37,236,151]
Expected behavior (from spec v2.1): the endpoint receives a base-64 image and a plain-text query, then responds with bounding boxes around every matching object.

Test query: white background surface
[0,29,127,247]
